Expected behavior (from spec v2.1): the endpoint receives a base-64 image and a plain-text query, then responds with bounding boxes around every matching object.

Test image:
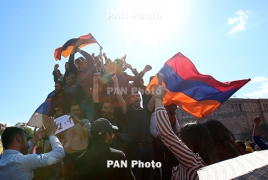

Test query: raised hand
[44,117,57,137]
[154,86,167,100]
[143,64,152,73]
[122,54,127,61]
[55,107,63,117]
[125,63,133,70]
[157,72,163,85]
[30,126,45,145]
[253,116,261,125]
[33,126,45,141]
[69,113,80,124]
[54,64,59,70]
[111,74,118,83]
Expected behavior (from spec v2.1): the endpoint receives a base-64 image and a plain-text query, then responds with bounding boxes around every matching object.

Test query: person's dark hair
[1,127,26,149]
[179,123,219,165]
[204,119,241,159]
[250,142,256,150]
[75,57,85,62]
[66,74,75,82]
[245,138,250,142]
[55,81,64,87]
[235,140,246,152]
[75,57,83,65]
[91,129,113,142]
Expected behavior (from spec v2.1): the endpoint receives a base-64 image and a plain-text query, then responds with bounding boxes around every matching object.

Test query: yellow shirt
[0,140,3,155]
[246,146,254,153]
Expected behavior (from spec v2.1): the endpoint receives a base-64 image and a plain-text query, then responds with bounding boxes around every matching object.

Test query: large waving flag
[146,52,250,119]
[27,91,55,128]
[54,33,98,60]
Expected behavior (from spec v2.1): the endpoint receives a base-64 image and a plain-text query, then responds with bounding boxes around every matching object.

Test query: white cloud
[244,76,268,97]
[228,10,250,34]
[251,76,268,83]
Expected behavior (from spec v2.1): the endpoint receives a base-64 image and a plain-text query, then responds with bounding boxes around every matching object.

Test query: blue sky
[0,0,268,126]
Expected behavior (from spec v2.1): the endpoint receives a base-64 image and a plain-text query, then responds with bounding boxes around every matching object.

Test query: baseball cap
[91,118,118,136]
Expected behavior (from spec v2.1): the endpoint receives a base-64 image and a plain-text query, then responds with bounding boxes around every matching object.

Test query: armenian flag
[27,91,55,128]
[54,33,98,60]
[146,52,250,118]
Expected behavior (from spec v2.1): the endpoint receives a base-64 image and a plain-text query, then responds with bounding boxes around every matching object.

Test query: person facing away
[204,119,242,161]
[154,84,219,180]
[234,140,246,154]
[74,118,135,180]
[0,118,65,180]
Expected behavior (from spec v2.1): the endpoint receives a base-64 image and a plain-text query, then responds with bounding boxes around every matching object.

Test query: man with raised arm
[93,73,126,133]
[0,118,65,180]
[115,74,155,180]
[68,41,100,122]
[252,116,268,150]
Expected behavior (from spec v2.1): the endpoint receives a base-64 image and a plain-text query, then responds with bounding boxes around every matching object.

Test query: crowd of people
[0,40,267,180]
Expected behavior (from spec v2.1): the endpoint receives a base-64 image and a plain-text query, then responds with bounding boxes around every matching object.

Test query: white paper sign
[54,115,75,134]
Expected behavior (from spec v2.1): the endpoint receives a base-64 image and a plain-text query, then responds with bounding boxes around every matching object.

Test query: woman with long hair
[154,86,219,180]
[204,119,242,161]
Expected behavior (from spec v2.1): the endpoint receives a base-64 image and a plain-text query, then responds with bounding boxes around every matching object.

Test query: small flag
[27,91,55,128]
[54,33,98,60]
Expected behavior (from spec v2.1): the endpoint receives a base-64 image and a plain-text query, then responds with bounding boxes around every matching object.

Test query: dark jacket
[74,141,135,180]
[49,92,72,117]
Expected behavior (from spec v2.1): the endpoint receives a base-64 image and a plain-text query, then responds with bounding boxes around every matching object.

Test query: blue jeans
[79,102,95,123]
[129,144,154,180]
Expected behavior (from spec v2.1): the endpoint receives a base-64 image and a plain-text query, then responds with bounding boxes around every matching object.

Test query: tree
[23,127,34,139]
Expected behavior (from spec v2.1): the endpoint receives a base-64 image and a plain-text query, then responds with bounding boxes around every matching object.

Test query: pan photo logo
[108,12,162,19]
[107,160,162,168]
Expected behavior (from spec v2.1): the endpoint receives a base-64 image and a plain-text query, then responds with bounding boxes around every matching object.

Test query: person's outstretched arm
[112,74,127,114]
[252,116,268,150]
[22,117,65,170]
[154,84,204,174]
[93,73,100,103]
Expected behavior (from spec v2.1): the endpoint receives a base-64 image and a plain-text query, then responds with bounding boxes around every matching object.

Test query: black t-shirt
[94,102,126,133]
[123,106,152,143]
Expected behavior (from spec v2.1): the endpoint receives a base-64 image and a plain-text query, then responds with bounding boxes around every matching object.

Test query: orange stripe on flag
[61,44,90,58]
[146,75,221,118]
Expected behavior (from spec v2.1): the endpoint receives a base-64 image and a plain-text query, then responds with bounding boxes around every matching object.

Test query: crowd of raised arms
[0,39,267,180]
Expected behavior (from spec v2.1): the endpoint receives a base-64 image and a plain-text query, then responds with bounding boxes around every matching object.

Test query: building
[176,98,268,141]
[0,123,7,133]
[14,122,27,129]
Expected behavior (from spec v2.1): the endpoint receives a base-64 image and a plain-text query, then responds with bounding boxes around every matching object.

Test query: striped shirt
[155,107,205,180]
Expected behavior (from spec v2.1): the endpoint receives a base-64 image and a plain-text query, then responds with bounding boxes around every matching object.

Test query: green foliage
[23,127,34,138]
